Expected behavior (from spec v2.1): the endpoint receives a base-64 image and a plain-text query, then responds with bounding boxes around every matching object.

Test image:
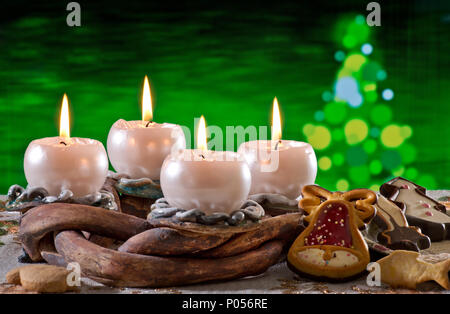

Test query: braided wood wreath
[18,179,302,288]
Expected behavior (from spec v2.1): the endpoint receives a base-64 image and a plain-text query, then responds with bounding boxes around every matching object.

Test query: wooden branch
[54,230,283,288]
[20,203,150,261]
[120,195,154,218]
[148,217,260,235]
[41,251,67,268]
[19,201,296,288]
[197,213,302,258]
[118,227,232,255]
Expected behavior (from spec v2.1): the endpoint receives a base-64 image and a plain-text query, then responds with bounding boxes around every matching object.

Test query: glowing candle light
[197,115,207,151]
[271,97,282,142]
[142,75,153,122]
[59,94,70,138]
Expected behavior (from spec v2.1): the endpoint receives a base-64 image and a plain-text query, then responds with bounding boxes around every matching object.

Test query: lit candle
[160,116,251,215]
[107,76,186,180]
[238,97,317,199]
[24,94,109,197]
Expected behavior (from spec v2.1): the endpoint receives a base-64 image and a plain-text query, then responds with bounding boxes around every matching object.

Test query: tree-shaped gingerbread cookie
[287,185,376,281]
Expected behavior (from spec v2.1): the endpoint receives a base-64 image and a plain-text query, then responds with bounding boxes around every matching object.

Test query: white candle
[238,140,317,199]
[107,120,185,180]
[160,116,251,215]
[238,98,317,199]
[24,94,108,197]
[107,76,186,180]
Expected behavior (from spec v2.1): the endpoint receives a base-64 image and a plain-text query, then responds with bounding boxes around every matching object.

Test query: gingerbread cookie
[377,250,450,290]
[380,177,450,242]
[370,195,430,251]
[287,185,376,281]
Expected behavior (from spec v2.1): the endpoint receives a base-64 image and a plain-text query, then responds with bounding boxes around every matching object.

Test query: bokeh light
[332,153,345,166]
[362,62,381,81]
[348,94,363,108]
[370,104,392,126]
[322,91,333,102]
[361,43,373,55]
[381,124,405,148]
[405,167,418,179]
[343,35,357,49]
[324,102,348,124]
[381,150,402,170]
[346,146,368,166]
[370,127,380,138]
[376,69,387,81]
[301,15,435,192]
[305,125,332,150]
[382,88,394,100]
[392,166,405,176]
[363,139,377,154]
[318,156,332,171]
[302,123,315,137]
[332,128,344,141]
[336,178,349,191]
[335,76,362,107]
[363,83,376,92]
[369,160,383,175]
[343,54,367,72]
[355,15,365,25]
[344,119,369,145]
[337,67,353,79]
[400,125,413,139]
[334,51,345,62]
[346,17,370,46]
[364,90,378,103]
[314,110,325,121]
[349,165,370,184]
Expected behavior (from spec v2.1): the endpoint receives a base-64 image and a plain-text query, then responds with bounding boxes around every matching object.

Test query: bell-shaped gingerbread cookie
[287,185,376,281]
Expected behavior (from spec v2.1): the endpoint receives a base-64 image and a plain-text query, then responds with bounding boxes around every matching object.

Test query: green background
[0,0,449,194]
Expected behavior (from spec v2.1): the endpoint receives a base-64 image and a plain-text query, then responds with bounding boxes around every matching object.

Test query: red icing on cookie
[305,202,352,247]
[421,203,431,208]
[401,184,410,189]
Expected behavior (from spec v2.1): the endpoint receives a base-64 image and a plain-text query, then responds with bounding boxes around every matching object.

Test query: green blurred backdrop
[0,0,449,193]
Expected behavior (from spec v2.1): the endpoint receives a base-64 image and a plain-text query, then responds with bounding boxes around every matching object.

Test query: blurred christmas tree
[303,15,435,191]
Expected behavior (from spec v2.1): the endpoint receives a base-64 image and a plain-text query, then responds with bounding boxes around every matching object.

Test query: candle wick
[145,121,153,127]
[200,154,205,159]
[60,141,67,146]
[274,140,282,150]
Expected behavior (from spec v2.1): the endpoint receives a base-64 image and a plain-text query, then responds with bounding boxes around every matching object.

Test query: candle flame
[271,97,282,141]
[59,94,70,138]
[197,115,207,151]
[142,75,153,122]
